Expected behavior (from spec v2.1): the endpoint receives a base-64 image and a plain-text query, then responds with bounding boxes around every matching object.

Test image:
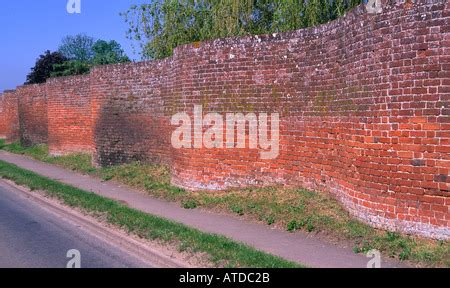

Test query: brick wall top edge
[46,74,90,85]
[173,4,366,54]
[173,0,445,54]
[91,57,173,74]
[16,83,46,90]
[2,90,16,93]
[58,0,446,75]
[5,0,445,90]
[89,2,369,72]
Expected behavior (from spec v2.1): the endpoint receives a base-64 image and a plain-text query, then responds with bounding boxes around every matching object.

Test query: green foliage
[287,220,298,232]
[91,40,130,65]
[272,0,306,32]
[182,198,199,209]
[122,0,363,60]
[266,215,275,225]
[51,60,91,77]
[25,34,130,82]
[25,50,67,84]
[230,204,244,216]
[58,34,95,62]
[50,36,130,78]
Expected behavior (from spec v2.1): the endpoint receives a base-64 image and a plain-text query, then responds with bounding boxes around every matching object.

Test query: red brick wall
[0,94,5,139]
[16,84,48,146]
[90,60,174,167]
[0,0,448,239]
[0,90,19,143]
[168,0,449,239]
[46,75,93,155]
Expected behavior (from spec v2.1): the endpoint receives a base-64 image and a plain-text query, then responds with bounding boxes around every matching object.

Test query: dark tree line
[122,0,363,60]
[26,34,130,84]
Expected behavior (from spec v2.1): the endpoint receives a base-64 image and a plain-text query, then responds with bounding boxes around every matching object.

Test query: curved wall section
[1,1,448,239]
[168,1,450,239]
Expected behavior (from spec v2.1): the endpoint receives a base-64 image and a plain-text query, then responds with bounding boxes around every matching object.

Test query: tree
[52,36,130,77]
[58,34,95,62]
[92,40,130,65]
[122,0,255,60]
[25,51,67,84]
[122,0,363,60]
[24,35,130,83]
[50,60,91,77]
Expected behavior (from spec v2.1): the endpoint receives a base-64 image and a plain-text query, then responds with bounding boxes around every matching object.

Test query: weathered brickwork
[90,60,174,167]
[0,0,448,239]
[0,94,5,139]
[16,84,48,147]
[0,90,19,143]
[168,0,450,239]
[46,75,93,155]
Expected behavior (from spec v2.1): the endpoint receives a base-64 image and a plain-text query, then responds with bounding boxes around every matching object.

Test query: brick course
[0,94,5,139]
[16,84,48,147]
[46,75,93,155]
[90,60,173,167]
[0,90,19,143]
[0,0,448,239]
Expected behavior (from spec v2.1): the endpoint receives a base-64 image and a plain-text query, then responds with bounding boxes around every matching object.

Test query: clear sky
[0,0,147,92]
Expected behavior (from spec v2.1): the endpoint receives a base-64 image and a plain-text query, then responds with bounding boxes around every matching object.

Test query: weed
[230,205,244,216]
[182,199,198,209]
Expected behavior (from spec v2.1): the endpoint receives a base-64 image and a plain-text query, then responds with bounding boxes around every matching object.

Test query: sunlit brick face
[1,1,448,239]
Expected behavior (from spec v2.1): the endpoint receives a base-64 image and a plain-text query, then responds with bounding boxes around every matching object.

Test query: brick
[16,85,48,146]
[0,1,448,240]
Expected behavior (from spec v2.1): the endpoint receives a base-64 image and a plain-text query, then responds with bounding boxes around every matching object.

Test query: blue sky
[0,0,147,92]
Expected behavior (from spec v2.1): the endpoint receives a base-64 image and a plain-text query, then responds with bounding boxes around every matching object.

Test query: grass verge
[0,159,301,268]
[1,140,449,267]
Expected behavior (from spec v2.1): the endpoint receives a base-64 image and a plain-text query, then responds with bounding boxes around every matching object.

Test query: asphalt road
[0,181,150,268]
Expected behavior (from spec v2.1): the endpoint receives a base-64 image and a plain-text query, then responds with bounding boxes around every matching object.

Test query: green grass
[182,199,198,209]
[1,139,449,267]
[0,141,95,174]
[0,159,301,268]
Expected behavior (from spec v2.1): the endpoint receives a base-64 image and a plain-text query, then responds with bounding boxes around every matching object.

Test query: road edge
[0,179,190,268]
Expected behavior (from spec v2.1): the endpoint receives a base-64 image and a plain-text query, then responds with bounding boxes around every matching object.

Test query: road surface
[0,180,150,268]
